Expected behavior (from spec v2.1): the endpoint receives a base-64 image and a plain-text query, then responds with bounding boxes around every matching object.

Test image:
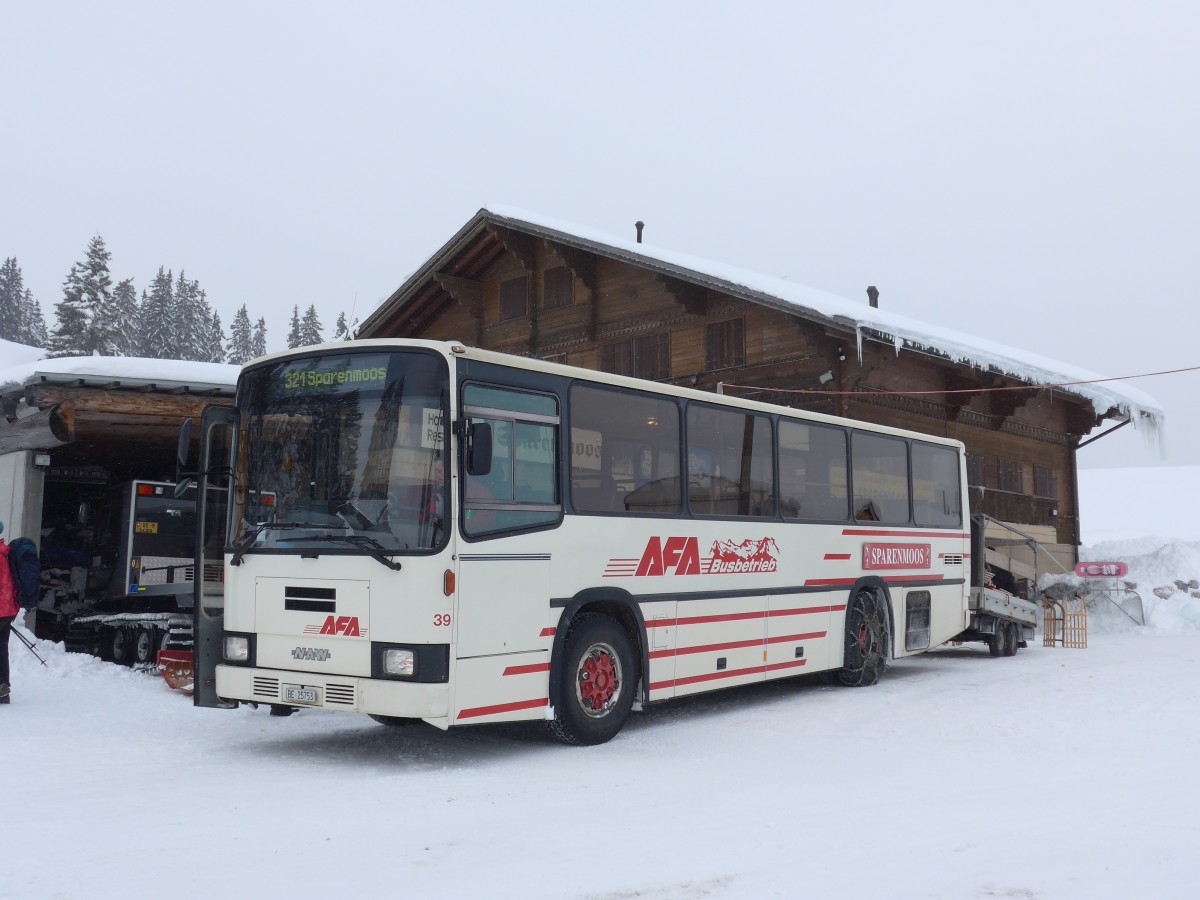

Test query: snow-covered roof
[0,355,239,398]
[466,206,1163,440]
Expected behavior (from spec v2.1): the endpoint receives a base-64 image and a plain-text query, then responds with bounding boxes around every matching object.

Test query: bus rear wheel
[833,589,888,687]
[548,613,635,746]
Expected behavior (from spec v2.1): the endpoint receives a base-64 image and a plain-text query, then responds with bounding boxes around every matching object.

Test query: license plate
[283,684,321,705]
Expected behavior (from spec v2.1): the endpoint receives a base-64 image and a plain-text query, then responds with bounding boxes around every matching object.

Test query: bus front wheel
[834,589,888,687]
[548,613,635,746]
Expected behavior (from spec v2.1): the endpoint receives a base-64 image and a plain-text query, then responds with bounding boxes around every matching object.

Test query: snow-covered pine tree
[49,235,117,356]
[0,257,23,341]
[19,289,48,347]
[48,263,87,357]
[286,305,302,349]
[299,304,323,346]
[332,311,355,341]
[111,277,139,356]
[173,271,214,361]
[226,304,254,364]
[207,311,225,363]
[137,267,175,358]
[252,317,268,358]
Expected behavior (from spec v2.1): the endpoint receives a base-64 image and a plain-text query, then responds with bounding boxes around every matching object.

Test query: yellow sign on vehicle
[135,520,159,535]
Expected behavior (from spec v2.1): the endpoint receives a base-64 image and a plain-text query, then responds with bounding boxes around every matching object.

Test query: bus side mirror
[465,422,492,477]
[177,418,193,472]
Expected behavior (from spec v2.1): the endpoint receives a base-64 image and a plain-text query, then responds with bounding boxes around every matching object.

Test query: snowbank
[1041,466,1200,633]
[0,336,46,368]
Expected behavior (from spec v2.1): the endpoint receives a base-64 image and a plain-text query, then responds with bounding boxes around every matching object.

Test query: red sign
[1074,562,1128,578]
[862,543,931,570]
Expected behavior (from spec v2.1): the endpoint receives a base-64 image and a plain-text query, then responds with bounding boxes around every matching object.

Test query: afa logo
[303,615,366,637]
[609,536,780,577]
[635,536,703,576]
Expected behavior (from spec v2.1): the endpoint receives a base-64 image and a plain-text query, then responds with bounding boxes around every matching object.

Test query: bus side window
[779,420,848,521]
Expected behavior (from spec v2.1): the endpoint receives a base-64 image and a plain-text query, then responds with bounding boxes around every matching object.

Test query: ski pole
[11,625,48,667]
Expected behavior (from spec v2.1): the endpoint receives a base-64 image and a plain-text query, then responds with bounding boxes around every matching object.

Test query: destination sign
[279,355,390,392]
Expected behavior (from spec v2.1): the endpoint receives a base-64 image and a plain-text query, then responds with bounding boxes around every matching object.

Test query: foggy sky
[3,1,1196,468]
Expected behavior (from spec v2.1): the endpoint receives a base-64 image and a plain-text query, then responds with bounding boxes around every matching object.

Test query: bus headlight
[224,636,250,663]
[383,648,415,677]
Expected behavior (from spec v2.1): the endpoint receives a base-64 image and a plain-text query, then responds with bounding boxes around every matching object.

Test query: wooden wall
[391,235,1087,548]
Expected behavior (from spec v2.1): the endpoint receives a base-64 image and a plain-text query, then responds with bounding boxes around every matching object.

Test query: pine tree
[0,257,23,341]
[252,317,268,358]
[111,277,140,355]
[48,263,88,356]
[332,311,353,341]
[19,289,48,347]
[286,305,302,349]
[49,235,118,356]
[206,312,225,363]
[299,304,323,346]
[137,267,175,358]
[172,271,216,361]
[226,305,255,364]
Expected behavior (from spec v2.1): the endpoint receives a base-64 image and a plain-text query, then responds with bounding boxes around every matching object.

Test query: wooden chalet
[359,207,1164,581]
[0,358,237,537]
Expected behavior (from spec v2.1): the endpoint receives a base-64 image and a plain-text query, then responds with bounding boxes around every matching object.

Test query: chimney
[866,285,879,308]
[635,221,645,243]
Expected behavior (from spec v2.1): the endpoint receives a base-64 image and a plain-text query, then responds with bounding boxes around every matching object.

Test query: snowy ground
[6,472,1200,899]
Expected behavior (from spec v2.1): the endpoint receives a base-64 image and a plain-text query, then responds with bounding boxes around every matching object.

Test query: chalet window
[599,333,671,381]
[1034,466,1058,500]
[499,276,527,321]
[542,266,573,310]
[967,453,985,488]
[705,318,745,370]
[998,458,1024,493]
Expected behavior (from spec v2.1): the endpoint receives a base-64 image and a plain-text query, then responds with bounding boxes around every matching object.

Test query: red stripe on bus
[843,529,970,539]
[768,605,847,616]
[824,553,852,560]
[648,631,827,661]
[804,578,858,586]
[650,658,808,690]
[502,663,551,676]
[647,605,845,629]
[457,698,548,720]
[539,627,556,637]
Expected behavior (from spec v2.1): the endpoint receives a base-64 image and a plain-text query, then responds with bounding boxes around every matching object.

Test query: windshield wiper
[229,521,346,567]
[276,534,403,571]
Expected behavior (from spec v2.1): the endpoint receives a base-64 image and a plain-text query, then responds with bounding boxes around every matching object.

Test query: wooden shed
[358,207,1163,577]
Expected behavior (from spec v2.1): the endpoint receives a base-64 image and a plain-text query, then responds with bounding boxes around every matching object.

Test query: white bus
[187,339,970,744]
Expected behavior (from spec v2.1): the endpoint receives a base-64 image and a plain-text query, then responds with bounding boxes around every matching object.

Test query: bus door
[454,384,559,661]
[193,406,237,708]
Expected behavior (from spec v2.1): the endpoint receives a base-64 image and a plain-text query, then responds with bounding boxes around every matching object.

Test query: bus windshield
[233,349,449,555]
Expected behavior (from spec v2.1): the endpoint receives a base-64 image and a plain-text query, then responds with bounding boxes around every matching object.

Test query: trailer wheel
[548,613,635,746]
[988,626,1004,658]
[1004,623,1020,657]
[833,589,889,687]
[108,627,134,666]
